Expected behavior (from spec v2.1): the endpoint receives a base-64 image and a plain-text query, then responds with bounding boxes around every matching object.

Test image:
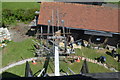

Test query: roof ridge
[42,2,114,9]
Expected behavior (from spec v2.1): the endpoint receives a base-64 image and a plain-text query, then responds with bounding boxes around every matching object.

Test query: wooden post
[61,20,67,52]
[47,20,50,45]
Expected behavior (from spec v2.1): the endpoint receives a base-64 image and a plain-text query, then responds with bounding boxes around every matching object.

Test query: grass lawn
[1,40,118,77]
[2,38,35,67]
[2,58,112,77]
[2,2,40,10]
[75,47,120,71]
[109,2,120,5]
[0,2,1,22]
[117,49,120,54]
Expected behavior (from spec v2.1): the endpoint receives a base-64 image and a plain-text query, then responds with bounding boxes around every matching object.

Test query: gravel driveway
[9,23,31,42]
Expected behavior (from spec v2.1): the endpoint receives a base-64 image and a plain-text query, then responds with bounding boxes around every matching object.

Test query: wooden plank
[36,33,71,36]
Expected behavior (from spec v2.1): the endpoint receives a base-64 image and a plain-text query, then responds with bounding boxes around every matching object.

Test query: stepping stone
[81,57,85,60]
[94,60,97,63]
[110,68,116,71]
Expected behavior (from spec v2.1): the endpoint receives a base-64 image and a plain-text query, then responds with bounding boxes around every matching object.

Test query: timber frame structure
[35,2,120,47]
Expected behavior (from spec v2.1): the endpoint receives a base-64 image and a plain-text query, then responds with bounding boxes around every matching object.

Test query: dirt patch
[8,23,32,42]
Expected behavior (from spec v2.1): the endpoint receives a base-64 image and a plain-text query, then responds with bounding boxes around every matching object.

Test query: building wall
[35,25,120,47]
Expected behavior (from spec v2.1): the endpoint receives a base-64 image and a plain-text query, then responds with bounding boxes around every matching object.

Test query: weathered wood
[36,33,71,36]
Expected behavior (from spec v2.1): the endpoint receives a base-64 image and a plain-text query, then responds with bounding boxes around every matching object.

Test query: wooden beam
[36,33,71,36]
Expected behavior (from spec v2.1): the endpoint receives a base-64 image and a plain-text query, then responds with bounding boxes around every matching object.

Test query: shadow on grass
[106,51,113,57]
[2,72,20,78]
[33,57,54,77]
[42,56,50,76]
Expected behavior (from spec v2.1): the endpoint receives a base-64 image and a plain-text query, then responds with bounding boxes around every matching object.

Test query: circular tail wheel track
[88,35,108,47]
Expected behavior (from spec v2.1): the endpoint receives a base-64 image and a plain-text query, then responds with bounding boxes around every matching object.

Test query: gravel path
[66,56,118,72]
[9,23,31,42]
[81,56,118,72]
[0,57,38,73]
[0,56,118,74]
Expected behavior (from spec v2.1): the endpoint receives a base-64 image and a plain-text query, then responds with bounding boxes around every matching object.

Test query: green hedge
[2,8,39,26]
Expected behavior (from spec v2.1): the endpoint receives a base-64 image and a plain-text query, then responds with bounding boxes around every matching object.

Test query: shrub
[2,9,15,26]
[13,9,25,21]
[2,8,39,26]
[23,8,36,21]
[2,9,13,18]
